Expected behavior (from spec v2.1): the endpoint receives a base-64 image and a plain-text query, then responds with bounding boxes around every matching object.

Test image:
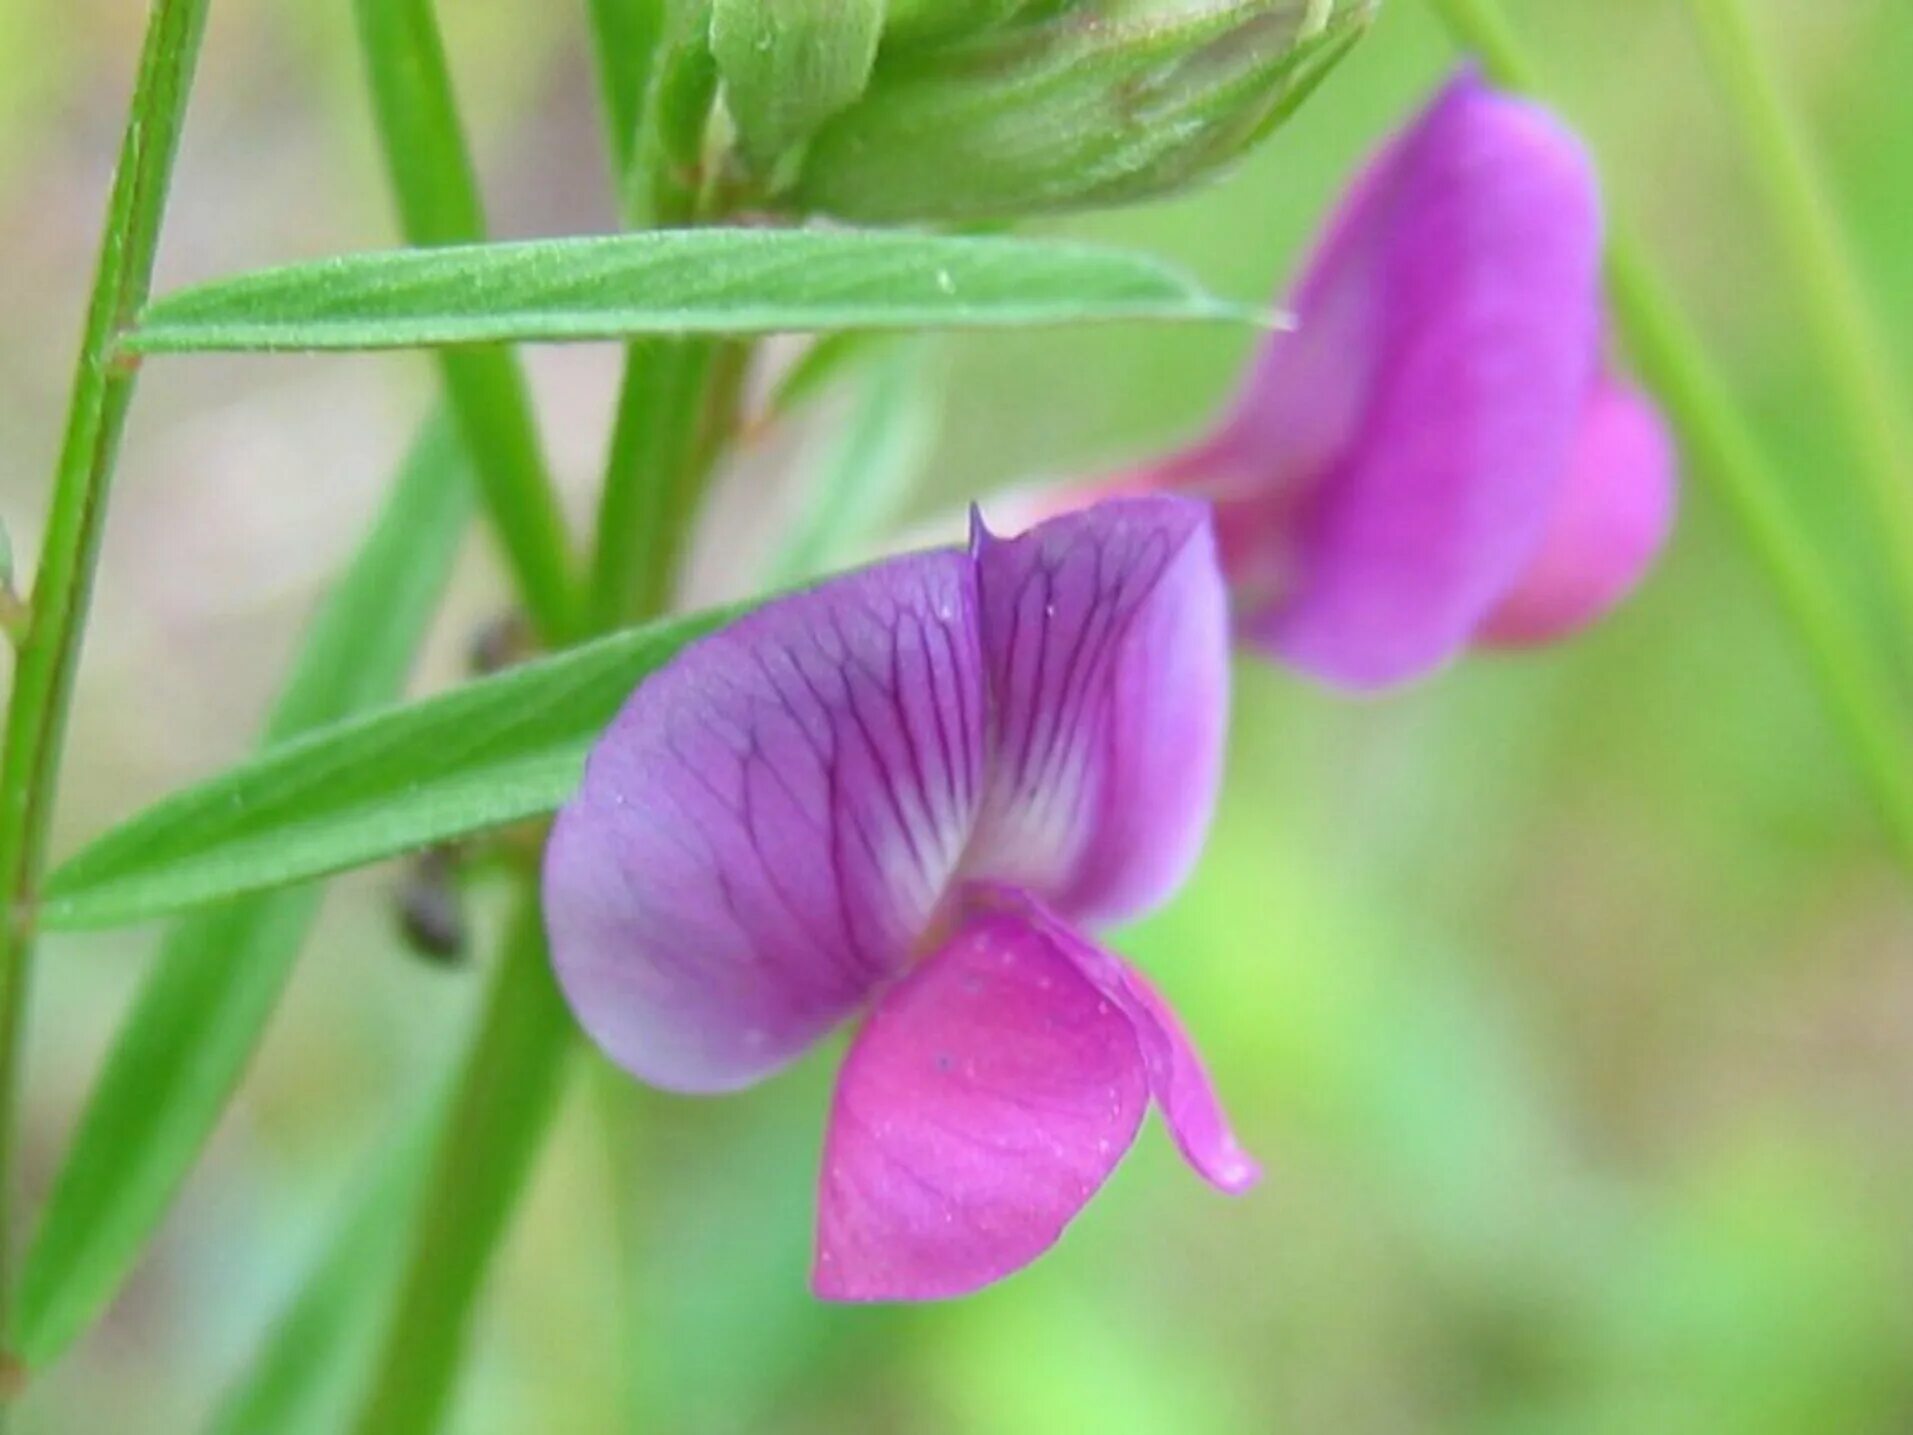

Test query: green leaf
[13,418,472,1368]
[41,602,740,930]
[123,230,1262,353]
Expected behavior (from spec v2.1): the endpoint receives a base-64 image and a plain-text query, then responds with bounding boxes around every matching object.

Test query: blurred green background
[5,0,1913,1430]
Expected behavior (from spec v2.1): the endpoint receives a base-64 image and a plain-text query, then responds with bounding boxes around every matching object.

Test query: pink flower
[544,498,1255,1301]
[1115,70,1677,688]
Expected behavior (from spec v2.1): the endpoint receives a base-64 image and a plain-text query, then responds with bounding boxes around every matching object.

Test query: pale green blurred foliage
[4,0,1912,1431]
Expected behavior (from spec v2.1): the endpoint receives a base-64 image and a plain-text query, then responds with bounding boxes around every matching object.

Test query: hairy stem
[1425,0,1913,869]
[0,0,212,1356]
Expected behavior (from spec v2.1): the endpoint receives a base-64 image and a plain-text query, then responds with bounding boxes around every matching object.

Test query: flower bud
[882,0,1058,48]
[711,0,887,167]
[790,0,1376,222]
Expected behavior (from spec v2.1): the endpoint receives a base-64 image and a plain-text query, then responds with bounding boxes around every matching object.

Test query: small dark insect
[396,846,468,964]
[468,610,534,676]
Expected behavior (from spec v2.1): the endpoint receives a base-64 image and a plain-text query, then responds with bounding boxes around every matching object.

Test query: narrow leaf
[41,603,740,929]
[14,419,472,1367]
[124,230,1262,353]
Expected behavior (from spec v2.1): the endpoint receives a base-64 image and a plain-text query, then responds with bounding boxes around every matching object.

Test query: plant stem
[586,0,667,180]
[1424,0,1535,87]
[1607,246,1913,866]
[576,13,742,1429]
[350,893,575,1435]
[584,0,731,635]
[588,339,717,630]
[1423,0,1913,867]
[344,5,739,1426]
[1688,0,1913,652]
[353,0,581,644]
[0,0,211,1354]
[340,6,589,1429]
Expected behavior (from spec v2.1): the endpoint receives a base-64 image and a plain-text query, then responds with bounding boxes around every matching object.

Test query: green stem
[1688,0,1913,653]
[585,0,730,635]
[338,7,590,1430]
[617,3,719,233]
[1423,0,1535,87]
[1424,0,1913,867]
[344,6,740,1427]
[686,342,754,495]
[350,893,576,1435]
[576,14,738,1430]
[353,0,581,644]
[589,339,718,631]
[577,341,744,1432]
[0,0,211,1352]
[586,0,666,180]
[1607,246,1913,865]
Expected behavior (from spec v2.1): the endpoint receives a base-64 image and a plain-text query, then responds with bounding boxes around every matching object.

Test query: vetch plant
[1,0,1910,1426]
[544,499,1255,1298]
[0,0,1331,1422]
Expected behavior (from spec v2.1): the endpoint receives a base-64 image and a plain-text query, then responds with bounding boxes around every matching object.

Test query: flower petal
[1475,375,1676,646]
[962,497,1229,928]
[543,551,987,1092]
[813,904,1150,1301]
[1198,71,1605,688]
[972,884,1260,1193]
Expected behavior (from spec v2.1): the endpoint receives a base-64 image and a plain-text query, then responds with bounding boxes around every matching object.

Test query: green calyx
[710,0,887,168]
[786,0,1378,222]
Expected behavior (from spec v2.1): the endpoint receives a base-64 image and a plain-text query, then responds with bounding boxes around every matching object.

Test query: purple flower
[1110,71,1676,689]
[544,497,1256,1301]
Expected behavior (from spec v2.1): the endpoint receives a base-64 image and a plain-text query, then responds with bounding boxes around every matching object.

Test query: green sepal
[711,0,886,167]
[795,0,1375,222]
